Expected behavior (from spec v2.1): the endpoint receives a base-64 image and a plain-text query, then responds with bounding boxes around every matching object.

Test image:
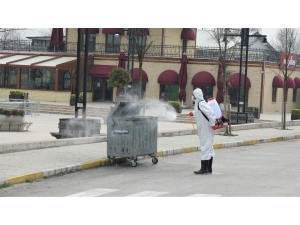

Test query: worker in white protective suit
[189,88,216,174]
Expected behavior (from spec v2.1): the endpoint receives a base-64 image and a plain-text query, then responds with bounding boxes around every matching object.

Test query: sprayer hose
[189,116,198,135]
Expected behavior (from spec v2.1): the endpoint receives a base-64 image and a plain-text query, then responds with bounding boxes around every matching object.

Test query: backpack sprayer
[188,97,228,134]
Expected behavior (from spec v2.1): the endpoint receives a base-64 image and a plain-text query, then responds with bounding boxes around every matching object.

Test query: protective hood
[193,88,204,101]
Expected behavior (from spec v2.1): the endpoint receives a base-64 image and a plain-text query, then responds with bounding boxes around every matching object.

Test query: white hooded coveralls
[193,88,216,160]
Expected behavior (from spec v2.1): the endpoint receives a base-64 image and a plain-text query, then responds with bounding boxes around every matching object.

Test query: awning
[157,70,179,84]
[286,76,295,88]
[130,68,148,82]
[102,28,124,35]
[0,55,32,65]
[272,76,284,88]
[9,56,56,66]
[229,73,251,88]
[294,77,300,88]
[191,71,216,86]
[33,56,77,69]
[1,54,77,70]
[81,28,99,34]
[181,28,196,40]
[89,65,116,76]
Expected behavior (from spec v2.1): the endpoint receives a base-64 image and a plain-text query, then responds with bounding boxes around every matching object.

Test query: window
[159,84,178,101]
[272,88,277,102]
[106,34,120,53]
[83,33,96,51]
[63,71,71,90]
[20,68,55,90]
[293,89,297,102]
[229,88,249,106]
[194,86,213,101]
[0,67,17,88]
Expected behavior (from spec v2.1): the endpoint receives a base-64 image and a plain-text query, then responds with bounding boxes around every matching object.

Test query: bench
[0,122,33,132]
[230,112,254,125]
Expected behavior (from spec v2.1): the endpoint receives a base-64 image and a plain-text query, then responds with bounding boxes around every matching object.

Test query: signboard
[280,52,297,70]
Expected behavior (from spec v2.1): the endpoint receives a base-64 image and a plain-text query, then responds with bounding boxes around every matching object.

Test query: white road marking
[187,194,222,197]
[65,188,220,197]
[126,191,168,197]
[66,188,119,197]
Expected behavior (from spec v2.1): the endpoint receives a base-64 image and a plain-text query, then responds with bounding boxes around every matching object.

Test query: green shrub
[70,93,83,101]
[107,68,132,88]
[291,108,300,115]
[9,90,24,96]
[0,108,25,117]
[168,101,181,107]
[245,107,259,112]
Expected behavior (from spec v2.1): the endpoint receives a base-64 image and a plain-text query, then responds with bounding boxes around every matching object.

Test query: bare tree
[202,28,263,134]
[0,28,25,39]
[204,28,242,134]
[272,28,300,54]
[38,28,53,36]
[273,28,298,129]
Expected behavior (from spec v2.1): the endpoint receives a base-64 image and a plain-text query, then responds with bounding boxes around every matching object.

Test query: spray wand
[187,112,198,135]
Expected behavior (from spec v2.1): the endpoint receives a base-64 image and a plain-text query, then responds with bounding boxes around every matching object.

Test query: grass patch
[275,127,293,130]
[217,132,238,136]
[0,182,11,189]
[25,179,33,183]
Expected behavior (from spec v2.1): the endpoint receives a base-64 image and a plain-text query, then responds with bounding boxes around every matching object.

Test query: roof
[196,29,277,51]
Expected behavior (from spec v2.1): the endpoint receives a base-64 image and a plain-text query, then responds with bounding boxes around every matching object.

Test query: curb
[1,133,300,187]
[2,120,300,154]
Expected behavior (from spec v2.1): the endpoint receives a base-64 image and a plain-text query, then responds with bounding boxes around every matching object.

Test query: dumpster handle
[111,118,115,126]
[113,130,129,134]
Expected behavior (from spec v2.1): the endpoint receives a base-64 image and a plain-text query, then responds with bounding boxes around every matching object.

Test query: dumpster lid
[108,101,147,118]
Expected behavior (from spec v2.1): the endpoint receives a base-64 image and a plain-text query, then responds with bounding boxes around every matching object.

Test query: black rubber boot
[208,157,213,173]
[194,160,209,174]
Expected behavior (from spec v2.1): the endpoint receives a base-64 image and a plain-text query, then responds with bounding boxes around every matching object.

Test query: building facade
[0,28,300,113]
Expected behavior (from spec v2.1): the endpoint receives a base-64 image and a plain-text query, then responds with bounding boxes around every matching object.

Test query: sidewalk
[1,104,300,186]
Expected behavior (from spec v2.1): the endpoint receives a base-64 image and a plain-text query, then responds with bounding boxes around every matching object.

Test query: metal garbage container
[106,101,158,167]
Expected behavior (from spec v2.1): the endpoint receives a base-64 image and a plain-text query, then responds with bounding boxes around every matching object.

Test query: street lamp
[225,28,268,113]
[115,28,135,94]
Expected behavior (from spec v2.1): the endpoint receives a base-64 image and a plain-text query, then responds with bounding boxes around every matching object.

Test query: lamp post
[225,28,268,113]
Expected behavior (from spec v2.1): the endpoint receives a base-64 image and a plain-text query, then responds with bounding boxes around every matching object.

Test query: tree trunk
[137,61,143,101]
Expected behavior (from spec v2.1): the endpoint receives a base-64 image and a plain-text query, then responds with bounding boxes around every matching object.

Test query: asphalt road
[1,139,300,197]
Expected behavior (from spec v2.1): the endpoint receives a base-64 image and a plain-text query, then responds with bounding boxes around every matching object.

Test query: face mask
[192,96,196,102]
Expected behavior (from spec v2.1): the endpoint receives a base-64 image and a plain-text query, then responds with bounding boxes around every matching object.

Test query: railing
[0,98,40,117]
[0,39,293,65]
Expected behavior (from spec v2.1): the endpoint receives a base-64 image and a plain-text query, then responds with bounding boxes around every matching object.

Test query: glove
[221,116,229,123]
[188,111,193,116]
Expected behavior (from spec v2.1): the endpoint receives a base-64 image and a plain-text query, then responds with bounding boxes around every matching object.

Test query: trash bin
[106,101,158,167]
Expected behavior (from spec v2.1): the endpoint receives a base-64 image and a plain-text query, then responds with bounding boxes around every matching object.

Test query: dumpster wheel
[131,159,137,167]
[109,157,115,166]
[152,157,158,164]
